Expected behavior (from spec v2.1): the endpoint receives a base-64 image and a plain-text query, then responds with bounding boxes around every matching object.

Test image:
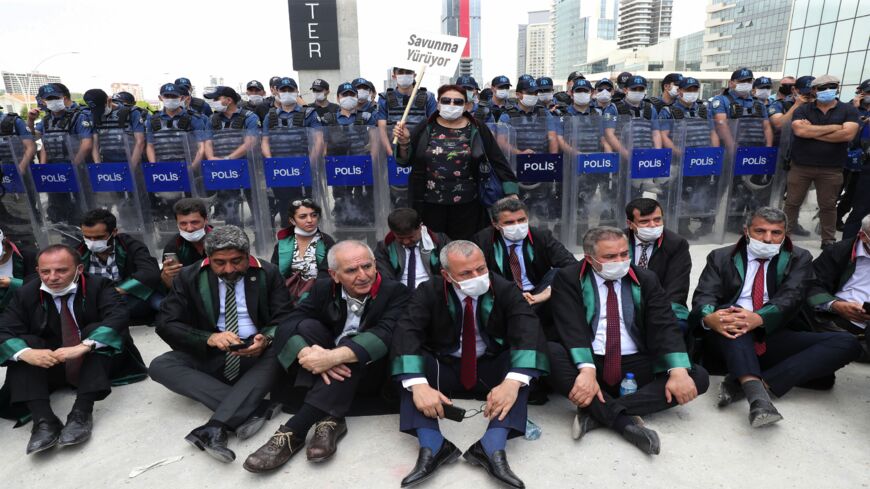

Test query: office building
[617,0,673,50]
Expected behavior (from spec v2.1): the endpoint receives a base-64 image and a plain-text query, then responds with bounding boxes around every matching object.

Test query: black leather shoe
[185,425,236,463]
[571,408,601,441]
[401,439,461,487]
[463,440,525,489]
[26,417,62,455]
[717,377,745,408]
[622,424,661,455]
[235,402,282,440]
[749,399,783,428]
[791,225,811,237]
[58,409,93,447]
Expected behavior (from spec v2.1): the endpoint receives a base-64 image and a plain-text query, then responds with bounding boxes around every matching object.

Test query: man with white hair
[244,240,409,473]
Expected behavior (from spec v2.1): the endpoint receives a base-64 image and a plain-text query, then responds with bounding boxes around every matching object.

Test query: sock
[27,400,56,423]
[480,427,509,457]
[742,379,771,404]
[284,403,328,437]
[612,413,634,434]
[416,428,444,452]
[72,398,94,414]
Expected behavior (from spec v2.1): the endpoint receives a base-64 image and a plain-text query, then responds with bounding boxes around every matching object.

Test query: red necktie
[751,258,768,356]
[603,280,622,386]
[508,244,524,290]
[460,297,478,390]
[59,294,83,386]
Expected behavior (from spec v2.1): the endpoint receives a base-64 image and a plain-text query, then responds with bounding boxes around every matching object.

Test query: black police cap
[204,86,240,103]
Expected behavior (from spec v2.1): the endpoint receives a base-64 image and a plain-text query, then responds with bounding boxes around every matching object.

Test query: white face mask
[339,97,358,110]
[595,90,612,103]
[466,90,475,102]
[439,104,464,121]
[162,98,182,110]
[539,92,553,103]
[179,227,206,242]
[520,94,538,107]
[735,82,753,95]
[500,222,529,242]
[396,74,415,88]
[573,92,591,105]
[46,99,65,112]
[279,92,297,106]
[209,100,227,113]
[451,273,490,298]
[357,89,371,101]
[292,223,317,237]
[473,95,480,104]
[248,94,264,105]
[635,225,663,242]
[746,236,782,259]
[84,237,112,253]
[314,92,327,102]
[668,86,679,97]
[103,105,112,116]
[41,276,78,298]
[495,89,509,100]
[682,92,700,104]
[755,89,771,99]
[626,91,646,104]
[591,258,630,281]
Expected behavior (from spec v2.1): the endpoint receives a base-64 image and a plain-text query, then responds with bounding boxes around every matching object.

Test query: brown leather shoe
[306,417,347,462]
[243,426,305,473]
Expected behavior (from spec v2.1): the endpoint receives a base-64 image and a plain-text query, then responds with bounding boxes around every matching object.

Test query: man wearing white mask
[78,208,162,324]
[648,72,683,112]
[487,75,515,123]
[351,77,379,115]
[0,227,37,314]
[548,226,707,455]
[161,198,213,288]
[306,79,340,119]
[690,207,861,428]
[752,77,774,108]
[0,244,143,454]
[711,67,773,155]
[376,67,437,157]
[391,240,548,489]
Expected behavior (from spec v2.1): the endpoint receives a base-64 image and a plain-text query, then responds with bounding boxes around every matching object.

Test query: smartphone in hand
[163,253,179,266]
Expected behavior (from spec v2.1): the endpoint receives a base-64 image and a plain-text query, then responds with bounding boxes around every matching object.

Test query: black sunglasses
[439,97,466,106]
[815,84,839,91]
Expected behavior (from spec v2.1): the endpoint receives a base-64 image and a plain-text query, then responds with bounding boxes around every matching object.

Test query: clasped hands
[19,343,91,368]
[703,306,764,339]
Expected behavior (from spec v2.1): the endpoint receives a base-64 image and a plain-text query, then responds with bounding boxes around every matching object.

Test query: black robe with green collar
[626,228,691,320]
[807,237,866,308]
[77,233,161,301]
[374,228,450,281]
[473,225,577,289]
[550,260,691,373]
[0,240,37,313]
[161,225,213,267]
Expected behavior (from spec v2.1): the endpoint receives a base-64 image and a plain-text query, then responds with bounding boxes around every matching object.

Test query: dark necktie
[638,243,651,269]
[603,280,622,386]
[224,281,241,382]
[406,245,416,290]
[509,244,524,290]
[751,258,768,356]
[460,297,477,390]
[59,294,82,386]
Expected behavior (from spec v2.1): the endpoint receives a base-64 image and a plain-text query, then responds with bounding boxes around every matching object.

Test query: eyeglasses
[439,97,466,106]
[815,84,839,91]
[292,199,315,207]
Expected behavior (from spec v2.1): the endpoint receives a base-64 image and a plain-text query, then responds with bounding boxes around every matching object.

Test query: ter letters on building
[288,0,340,70]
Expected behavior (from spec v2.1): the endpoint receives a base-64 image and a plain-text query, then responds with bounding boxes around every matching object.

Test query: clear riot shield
[722,118,778,241]
[29,134,89,246]
[622,117,675,209]
[316,125,381,246]
[0,135,41,250]
[505,115,564,235]
[138,130,202,251]
[564,115,627,253]
[669,118,729,244]
[84,131,154,250]
[262,126,319,243]
[196,129,272,258]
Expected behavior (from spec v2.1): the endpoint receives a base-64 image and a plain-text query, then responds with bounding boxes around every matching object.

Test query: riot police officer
[536,76,564,116]
[243,80,270,124]
[554,71,584,107]
[376,67,437,157]
[593,78,616,115]
[650,72,683,112]
[842,79,870,238]
[489,75,514,122]
[267,76,282,109]
[0,105,37,246]
[83,89,145,166]
[146,83,211,165]
[351,77,378,114]
[0,105,36,172]
[769,75,812,136]
[456,75,488,124]
[307,79,339,118]
[112,91,137,108]
[613,71,633,104]
[753,77,773,107]
[174,77,212,116]
[319,83,377,128]
[603,75,661,161]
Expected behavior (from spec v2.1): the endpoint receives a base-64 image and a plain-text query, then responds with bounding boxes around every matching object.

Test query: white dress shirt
[217,278,257,339]
[0,257,13,279]
[13,288,105,360]
[832,242,870,328]
[400,244,430,289]
[634,239,655,266]
[336,288,364,343]
[735,249,771,311]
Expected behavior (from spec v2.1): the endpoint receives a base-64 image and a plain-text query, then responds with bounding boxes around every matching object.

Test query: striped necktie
[224,281,241,382]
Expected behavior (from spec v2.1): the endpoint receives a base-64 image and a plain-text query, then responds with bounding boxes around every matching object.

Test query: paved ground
[1,240,868,488]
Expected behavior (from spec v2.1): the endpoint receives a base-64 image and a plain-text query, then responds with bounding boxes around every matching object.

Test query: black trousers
[421,200,485,241]
[398,350,530,438]
[713,328,861,397]
[288,319,388,418]
[843,165,870,239]
[546,342,709,428]
[149,346,280,428]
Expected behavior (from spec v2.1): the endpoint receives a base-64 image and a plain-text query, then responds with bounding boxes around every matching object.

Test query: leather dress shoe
[58,409,93,447]
[749,399,783,428]
[243,426,305,473]
[463,440,525,489]
[26,417,63,455]
[790,225,811,237]
[571,408,601,441]
[185,425,236,463]
[307,417,347,462]
[717,377,745,408]
[235,402,282,440]
[622,423,661,455]
[401,439,461,487]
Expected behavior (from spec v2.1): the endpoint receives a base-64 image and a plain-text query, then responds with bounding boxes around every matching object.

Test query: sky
[0,0,706,100]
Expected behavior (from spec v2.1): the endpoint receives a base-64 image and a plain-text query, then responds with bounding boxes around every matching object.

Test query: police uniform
[146,83,211,162]
[603,75,660,150]
[753,77,773,108]
[457,75,489,124]
[842,79,870,237]
[243,80,271,124]
[376,83,437,128]
[351,78,379,115]
[307,79,340,119]
[488,75,515,123]
[649,73,683,113]
[92,103,146,164]
[536,77,563,116]
[0,111,36,248]
[175,77,212,116]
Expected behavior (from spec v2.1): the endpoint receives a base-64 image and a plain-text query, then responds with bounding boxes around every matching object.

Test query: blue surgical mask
[816,88,837,103]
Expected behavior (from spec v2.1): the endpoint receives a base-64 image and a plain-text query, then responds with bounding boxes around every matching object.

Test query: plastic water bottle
[524,418,542,440]
[619,373,638,397]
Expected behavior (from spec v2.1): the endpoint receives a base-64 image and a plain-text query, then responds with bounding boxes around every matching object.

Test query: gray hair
[862,213,870,235]
[582,226,627,257]
[439,240,482,271]
[327,240,374,270]
[204,225,250,256]
[489,197,528,221]
[744,207,788,230]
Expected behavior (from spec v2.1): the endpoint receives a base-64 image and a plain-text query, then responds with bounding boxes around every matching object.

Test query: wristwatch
[82,339,97,351]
